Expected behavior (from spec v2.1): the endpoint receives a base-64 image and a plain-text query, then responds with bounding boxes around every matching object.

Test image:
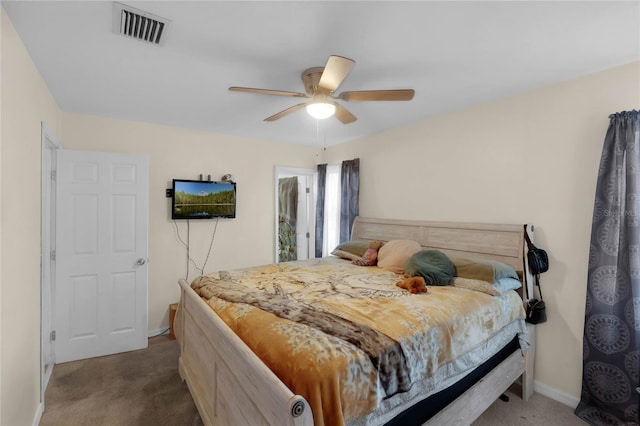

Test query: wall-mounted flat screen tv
[172,179,236,219]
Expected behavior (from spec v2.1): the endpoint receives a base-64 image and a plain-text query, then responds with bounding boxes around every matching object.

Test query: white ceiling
[4,1,639,146]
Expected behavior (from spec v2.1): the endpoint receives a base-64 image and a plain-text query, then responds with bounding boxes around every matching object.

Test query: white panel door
[55,150,148,363]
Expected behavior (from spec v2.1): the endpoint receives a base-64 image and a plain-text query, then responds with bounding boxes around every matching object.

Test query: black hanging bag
[526,237,549,275]
[526,298,547,324]
[524,225,549,324]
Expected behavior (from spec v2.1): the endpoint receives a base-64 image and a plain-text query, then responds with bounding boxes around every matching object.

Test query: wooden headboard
[351,216,535,301]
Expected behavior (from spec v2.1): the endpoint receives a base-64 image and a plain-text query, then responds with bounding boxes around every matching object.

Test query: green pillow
[451,257,519,283]
[404,250,455,286]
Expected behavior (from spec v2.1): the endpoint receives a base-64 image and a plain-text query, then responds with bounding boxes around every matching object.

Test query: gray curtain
[340,158,359,243]
[575,110,640,425]
[315,164,327,258]
[278,177,298,263]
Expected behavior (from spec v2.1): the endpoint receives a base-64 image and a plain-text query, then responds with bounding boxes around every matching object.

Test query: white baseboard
[534,380,580,409]
[32,402,44,426]
[43,363,54,393]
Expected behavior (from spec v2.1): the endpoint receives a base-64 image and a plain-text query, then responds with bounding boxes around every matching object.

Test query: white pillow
[493,277,522,293]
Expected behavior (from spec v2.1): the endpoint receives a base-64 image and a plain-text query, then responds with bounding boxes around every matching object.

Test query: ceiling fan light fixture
[229,55,414,124]
[306,102,336,120]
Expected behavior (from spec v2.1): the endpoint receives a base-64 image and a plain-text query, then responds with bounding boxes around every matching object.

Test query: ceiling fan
[228,55,415,124]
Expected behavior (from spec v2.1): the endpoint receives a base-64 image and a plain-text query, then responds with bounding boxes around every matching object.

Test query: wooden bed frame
[176,217,536,425]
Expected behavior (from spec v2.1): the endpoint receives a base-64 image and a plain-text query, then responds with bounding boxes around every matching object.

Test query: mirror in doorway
[278,176,298,262]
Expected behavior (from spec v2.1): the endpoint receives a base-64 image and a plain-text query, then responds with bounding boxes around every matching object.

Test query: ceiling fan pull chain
[323,127,327,151]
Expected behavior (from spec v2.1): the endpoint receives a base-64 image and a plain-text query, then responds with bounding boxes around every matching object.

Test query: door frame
[40,122,61,406]
[274,167,316,263]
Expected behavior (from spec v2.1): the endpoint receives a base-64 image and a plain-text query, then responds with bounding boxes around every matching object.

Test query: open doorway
[40,122,61,406]
[274,167,316,263]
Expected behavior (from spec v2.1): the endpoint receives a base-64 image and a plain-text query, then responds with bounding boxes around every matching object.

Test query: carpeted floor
[41,336,202,426]
[41,336,586,426]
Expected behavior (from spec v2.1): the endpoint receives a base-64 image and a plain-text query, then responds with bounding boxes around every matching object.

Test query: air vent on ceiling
[112,2,169,45]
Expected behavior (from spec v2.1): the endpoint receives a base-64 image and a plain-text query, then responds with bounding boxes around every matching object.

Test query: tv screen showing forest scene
[172,179,236,219]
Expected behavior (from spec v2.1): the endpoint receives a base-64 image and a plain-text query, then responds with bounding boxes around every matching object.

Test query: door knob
[136,258,147,266]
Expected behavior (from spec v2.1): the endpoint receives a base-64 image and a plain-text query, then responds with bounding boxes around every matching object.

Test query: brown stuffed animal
[396,276,428,294]
[352,241,384,266]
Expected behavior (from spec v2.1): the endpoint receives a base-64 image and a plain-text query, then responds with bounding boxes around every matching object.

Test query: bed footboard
[177,279,313,426]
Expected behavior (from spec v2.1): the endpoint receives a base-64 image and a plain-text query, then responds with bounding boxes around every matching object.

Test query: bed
[175,217,537,425]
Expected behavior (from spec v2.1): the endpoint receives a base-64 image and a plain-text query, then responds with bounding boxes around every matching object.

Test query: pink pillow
[377,239,422,274]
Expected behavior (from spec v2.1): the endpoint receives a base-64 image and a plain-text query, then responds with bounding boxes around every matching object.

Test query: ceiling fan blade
[264,102,309,122]
[229,86,307,98]
[334,104,357,124]
[318,56,355,93]
[338,89,415,102]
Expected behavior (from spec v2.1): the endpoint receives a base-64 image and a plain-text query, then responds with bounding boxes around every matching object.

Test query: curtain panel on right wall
[575,110,640,425]
[315,163,327,258]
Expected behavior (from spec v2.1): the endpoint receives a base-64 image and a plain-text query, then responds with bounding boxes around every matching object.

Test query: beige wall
[1,8,63,425]
[323,61,640,403]
[61,113,318,331]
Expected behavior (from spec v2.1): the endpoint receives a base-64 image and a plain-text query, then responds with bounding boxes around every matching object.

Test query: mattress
[190,256,528,426]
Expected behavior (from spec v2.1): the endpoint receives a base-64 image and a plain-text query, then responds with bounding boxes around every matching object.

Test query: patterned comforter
[191,257,527,426]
